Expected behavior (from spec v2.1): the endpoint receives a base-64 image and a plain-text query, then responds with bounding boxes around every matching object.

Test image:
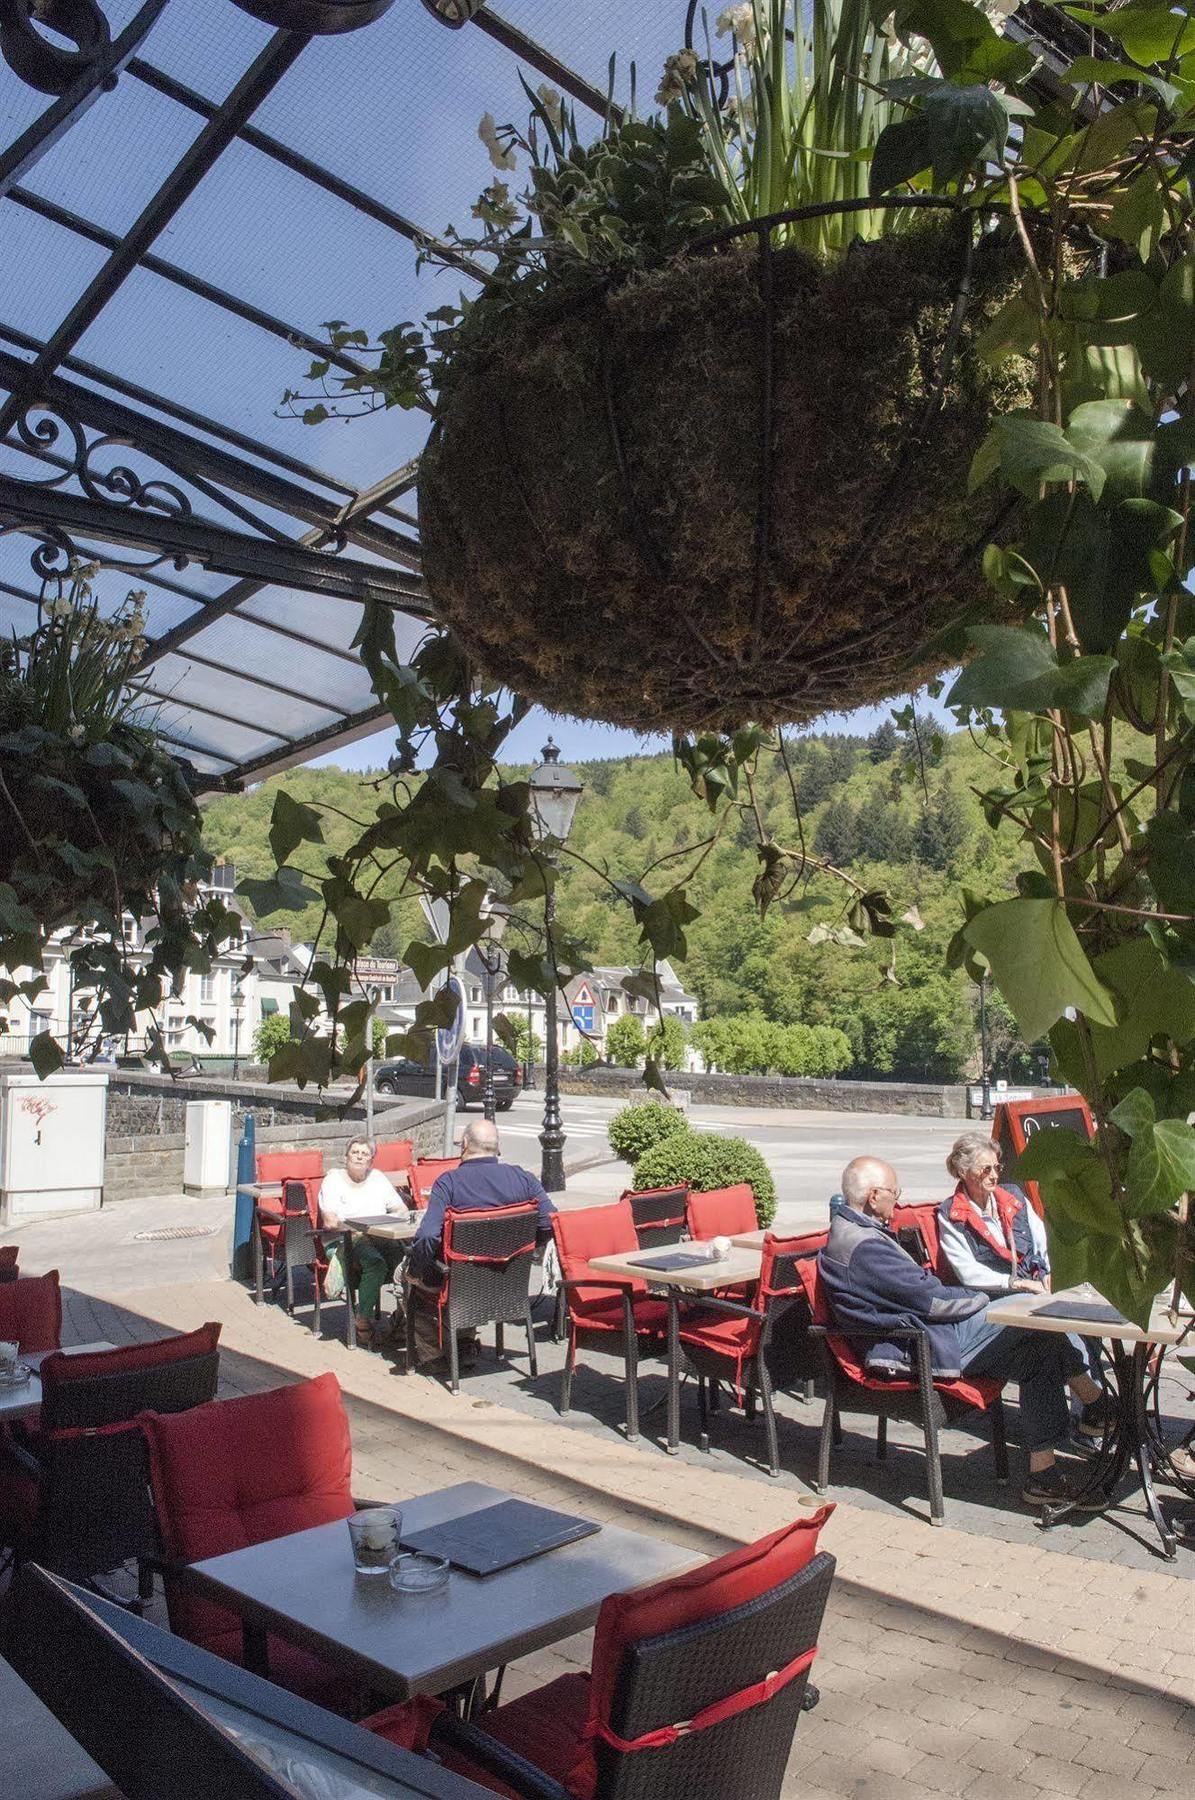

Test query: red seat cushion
[573,1294,668,1334]
[38,1322,220,1389]
[373,1140,414,1173]
[256,1150,324,1185]
[677,1310,754,1358]
[141,1372,354,1664]
[554,1200,663,1331]
[0,1270,61,1353]
[686,1185,757,1241]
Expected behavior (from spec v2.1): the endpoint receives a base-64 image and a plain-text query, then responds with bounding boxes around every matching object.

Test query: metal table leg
[1041,1341,1177,1559]
[342,1228,357,1351]
[666,1290,681,1455]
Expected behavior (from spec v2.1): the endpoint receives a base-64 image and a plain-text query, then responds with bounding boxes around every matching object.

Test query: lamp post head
[528,737,584,846]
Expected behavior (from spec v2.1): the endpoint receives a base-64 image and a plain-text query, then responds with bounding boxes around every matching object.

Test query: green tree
[867,719,898,763]
[913,781,969,873]
[796,747,832,807]
[855,784,910,863]
[253,1011,294,1064]
[647,1013,687,1070]
[823,738,857,783]
[606,1012,647,1066]
[814,796,858,865]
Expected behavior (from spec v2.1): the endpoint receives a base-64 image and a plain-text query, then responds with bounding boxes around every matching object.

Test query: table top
[188,1479,702,1699]
[985,1284,1192,1346]
[0,1340,115,1423]
[589,1245,763,1292]
[342,1211,420,1242]
[730,1229,767,1249]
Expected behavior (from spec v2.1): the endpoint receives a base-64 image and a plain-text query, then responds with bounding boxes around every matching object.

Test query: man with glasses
[820,1156,1107,1508]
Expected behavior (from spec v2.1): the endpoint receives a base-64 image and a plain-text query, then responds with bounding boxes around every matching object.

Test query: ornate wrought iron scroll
[0,0,111,96]
[421,0,488,26]
[231,0,396,31]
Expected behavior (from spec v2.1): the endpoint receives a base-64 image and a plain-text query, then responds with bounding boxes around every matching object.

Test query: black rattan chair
[369,1525,837,1800]
[419,1202,540,1394]
[623,1185,689,1250]
[0,1323,221,1606]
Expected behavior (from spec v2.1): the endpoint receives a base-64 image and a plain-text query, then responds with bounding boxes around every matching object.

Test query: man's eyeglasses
[873,1184,902,1201]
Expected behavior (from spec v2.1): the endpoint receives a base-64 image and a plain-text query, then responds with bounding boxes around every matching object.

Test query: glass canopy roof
[0,0,689,786]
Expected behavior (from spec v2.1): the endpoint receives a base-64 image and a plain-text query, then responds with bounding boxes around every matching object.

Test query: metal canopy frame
[0,0,1080,789]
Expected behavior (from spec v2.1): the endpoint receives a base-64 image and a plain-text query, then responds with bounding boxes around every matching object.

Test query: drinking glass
[347,1506,401,1576]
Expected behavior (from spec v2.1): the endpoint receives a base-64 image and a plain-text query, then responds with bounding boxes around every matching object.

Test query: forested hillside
[203,721,1041,1083]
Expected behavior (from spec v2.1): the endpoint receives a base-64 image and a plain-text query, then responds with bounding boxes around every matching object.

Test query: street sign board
[436,974,466,1066]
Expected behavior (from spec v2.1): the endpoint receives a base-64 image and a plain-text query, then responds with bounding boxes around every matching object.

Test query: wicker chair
[0,1267,62,1352]
[252,1151,325,1304]
[0,1323,221,1606]
[685,1185,759,1242]
[415,1202,540,1393]
[0,1245,18,1283]
[552,1201,668,1443]
[367,1511,837,1800]
[409,1156,462,1211]
[674,1232,826,1477]
[795,1255,1008,1527]
[622,1186,689,1250]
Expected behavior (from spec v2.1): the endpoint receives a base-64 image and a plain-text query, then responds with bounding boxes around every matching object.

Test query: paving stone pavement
[57,1275,1195,1800]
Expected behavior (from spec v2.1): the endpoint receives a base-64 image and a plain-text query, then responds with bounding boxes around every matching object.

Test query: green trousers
[344,1240,403,1320]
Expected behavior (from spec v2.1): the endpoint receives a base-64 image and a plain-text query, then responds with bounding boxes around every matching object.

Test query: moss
[418,222,1040,732]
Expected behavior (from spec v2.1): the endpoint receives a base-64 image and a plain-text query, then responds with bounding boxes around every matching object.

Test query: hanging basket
[418,207,1042,733]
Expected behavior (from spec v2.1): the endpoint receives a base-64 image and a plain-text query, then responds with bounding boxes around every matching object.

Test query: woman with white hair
[937,1132,1049,1296]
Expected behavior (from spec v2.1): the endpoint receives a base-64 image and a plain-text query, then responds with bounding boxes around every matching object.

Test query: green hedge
[607,1101,689,1165]
[633,1130,777,1228]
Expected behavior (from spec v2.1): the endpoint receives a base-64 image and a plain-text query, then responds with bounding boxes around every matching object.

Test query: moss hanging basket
[418,212,1040,733]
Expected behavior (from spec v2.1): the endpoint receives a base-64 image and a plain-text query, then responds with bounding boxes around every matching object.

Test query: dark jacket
[819,1205,988,1378]
[409,1156,555,1284]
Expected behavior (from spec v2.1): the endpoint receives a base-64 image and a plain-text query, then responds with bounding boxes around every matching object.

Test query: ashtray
[389,1552,450,1594]
[0,1363,32,1387]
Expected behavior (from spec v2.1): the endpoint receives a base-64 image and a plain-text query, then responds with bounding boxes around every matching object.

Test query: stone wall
[102,1070,446,1201]
[553,1065,969,1118]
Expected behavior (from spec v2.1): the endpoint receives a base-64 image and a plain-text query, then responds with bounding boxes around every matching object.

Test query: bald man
[820,1157,1106,1509]
[407,1119,555,1367]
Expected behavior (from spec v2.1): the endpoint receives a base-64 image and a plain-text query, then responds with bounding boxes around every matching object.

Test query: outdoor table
[985,1283,1191,1559]
[589,1245,764,1456]
[340,1210,420,1352]
[183,1479,701,1702]
[0,1341,115,1426]
[730,1228,767,1249]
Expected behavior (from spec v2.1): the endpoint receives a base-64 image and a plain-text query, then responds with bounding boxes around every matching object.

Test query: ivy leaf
[236,868,321,918]
[269,790,325,867]
[871,85,1009,195]
[29,1031,64,1080]
[404,939,453,992]
[948,626,1115,720]
[971,417,1107,503]
[1013,1129,1123,1237]
[963,898,1118,1041]
[1065,400,1157,505]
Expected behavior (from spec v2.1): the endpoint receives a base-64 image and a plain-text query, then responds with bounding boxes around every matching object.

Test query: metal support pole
[979,975,992,1121]
[483,958,496,1124]
[524,991,534,1090]
[539,891,566,1193]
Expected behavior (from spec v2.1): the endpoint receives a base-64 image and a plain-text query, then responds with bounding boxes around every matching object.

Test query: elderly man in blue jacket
[820,1156,1106,1509]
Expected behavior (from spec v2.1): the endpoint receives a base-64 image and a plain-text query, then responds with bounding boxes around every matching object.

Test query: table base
[1041,1342,1177,1560]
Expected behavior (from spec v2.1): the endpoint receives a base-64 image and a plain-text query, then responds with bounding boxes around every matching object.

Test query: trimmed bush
[608,1101,689,1166]
[634,1130,777,1228]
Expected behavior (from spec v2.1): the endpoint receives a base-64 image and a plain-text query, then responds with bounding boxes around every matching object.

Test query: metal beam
[128,58,489,285]
[0,476,430,607]
[474,8,623,121]
[0,29,313,441]
[0,1,167,200]
[203,700,394,791]
[6,187,378,388]
[0,347,422,571]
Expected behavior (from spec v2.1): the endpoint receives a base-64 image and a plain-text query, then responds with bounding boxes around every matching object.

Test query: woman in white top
[936,1132,1050,1295]
[319,1138,409,1348]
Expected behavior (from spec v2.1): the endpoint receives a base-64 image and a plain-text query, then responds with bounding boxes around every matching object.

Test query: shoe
[354,1317,376,1350]
[1075,1398,1113,1441]
[1021,1467,1105,1510]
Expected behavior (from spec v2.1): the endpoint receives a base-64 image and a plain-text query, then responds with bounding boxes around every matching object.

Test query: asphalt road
[491,1088,972,1232]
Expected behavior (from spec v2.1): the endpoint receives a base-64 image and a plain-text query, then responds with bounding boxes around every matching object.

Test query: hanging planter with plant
[291,0,1049,733]
[0,571,239,1073]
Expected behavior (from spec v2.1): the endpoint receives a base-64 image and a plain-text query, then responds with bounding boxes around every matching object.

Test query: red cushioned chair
[252,1151,324,1309]
[0,1245,18,1283]
[553,1201,668,1444]
[409,1156,462,1212]
[374,1138,414,1175]
[685,1185,759,1242]
[420,1202,540,1394]
[0,1323,221,1606]
[141,1372,357,1706]
[795,1257,1007,1527]
[0,1268,62,1353]
[273,1178,332,1336]
[675,1233,826,1479]
[890,1202,946,1278]
[620,1187,689,1251]
[366,1509,837,1800]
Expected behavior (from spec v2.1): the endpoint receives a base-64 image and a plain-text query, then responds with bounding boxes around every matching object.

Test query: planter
[419,219,1038,732]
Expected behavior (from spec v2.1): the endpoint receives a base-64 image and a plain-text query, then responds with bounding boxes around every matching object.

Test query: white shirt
[938,1191,1049,1293]
[318,1167,404,1228]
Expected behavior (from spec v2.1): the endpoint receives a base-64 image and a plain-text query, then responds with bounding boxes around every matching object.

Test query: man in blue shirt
[408,1119,555,1367]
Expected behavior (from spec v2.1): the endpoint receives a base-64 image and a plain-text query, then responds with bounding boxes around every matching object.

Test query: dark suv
[374,1044,522,1111]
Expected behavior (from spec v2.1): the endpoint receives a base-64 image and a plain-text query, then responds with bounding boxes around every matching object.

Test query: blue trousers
[954,1308,1087,1452]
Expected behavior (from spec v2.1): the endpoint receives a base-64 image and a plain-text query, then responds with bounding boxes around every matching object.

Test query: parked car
[374,1044,522,1111]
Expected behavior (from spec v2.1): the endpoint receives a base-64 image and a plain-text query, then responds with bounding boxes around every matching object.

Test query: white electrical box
[184,1101,233,1198]
[0,1067,108,1226]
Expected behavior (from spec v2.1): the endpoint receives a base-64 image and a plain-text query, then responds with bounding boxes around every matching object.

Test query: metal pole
[365,986,376,1139]
[524,990,534,1090]
[482,951,496,1124]
[980,975,992,1121]
[540,890,566,1193]
[232,1004,241,1081]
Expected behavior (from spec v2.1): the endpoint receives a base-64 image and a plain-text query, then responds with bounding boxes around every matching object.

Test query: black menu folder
[400,1498,600,1576]
[1030,1299,1128,1327]
[635,1251,715,1272]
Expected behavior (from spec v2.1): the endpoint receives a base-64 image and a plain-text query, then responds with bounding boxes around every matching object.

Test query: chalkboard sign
[993,1095,1094,1217]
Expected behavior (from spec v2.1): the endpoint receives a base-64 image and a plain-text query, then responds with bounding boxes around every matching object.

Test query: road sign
[436,973,466,1066]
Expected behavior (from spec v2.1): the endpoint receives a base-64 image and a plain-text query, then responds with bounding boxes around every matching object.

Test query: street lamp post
[979,973,992,1121]
[231,979,244,1081]
[478,902,509,1124]
[528,739,584,1193]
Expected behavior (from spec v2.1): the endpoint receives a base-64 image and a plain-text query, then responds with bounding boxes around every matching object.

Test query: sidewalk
[56,1274,1195,1800]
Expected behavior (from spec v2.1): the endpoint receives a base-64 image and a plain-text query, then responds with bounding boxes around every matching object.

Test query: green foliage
[253,1011,294,1064]
[563,1038,599,1069]
[0,572,240,1075]
[605,1012,647,1067]
[607,1100,689,1165]
[646,1013,688,1071]
[634,1130,778,1228]
[691,1014,852,1077]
